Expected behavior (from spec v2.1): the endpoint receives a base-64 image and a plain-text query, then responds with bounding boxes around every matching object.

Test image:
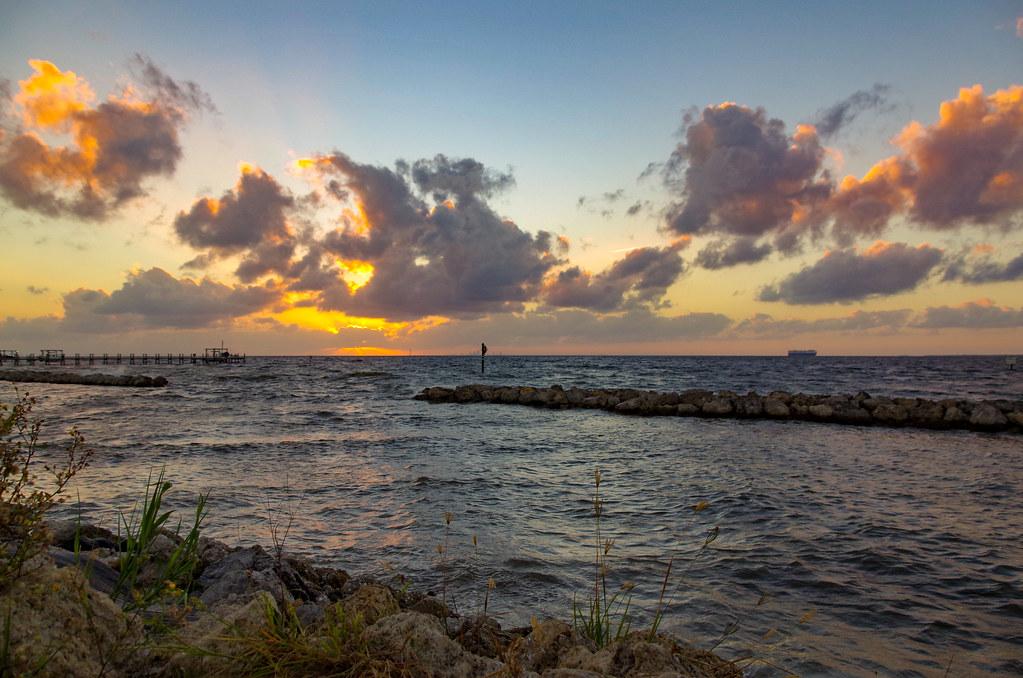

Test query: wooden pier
[0,348,246,367]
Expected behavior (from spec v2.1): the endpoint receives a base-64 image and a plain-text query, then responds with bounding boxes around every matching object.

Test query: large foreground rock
[364,611,504,677]
[0,558,142,677]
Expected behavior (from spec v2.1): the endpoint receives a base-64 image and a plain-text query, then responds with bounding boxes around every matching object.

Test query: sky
[0,0,1021,356]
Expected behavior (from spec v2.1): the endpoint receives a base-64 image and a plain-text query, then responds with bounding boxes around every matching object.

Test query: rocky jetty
[415,384,1023,434]
[0,519,739,677]
[0,369,168,387]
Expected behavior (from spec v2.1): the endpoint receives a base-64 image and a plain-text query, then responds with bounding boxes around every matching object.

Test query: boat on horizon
[788,349,818,357]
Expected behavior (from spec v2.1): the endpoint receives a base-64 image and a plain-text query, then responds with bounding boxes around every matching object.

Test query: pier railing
[0,351,246,366]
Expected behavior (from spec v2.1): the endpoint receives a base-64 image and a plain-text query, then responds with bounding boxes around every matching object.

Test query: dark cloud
[59,267,279,330]
[913,299,1023,328]
[758,241,943,304]
[731,309,911,338]
[694,237,772,269]
[813,84,891,138]
[173,166,296,281]
[941,249,1023,284]
[26,285,48,295]
[129,53,217,114]
[410,154,514,202]
[663,102,832,251]
[542,244,685,312]
[0,58,210,221]
[303,152,562,320]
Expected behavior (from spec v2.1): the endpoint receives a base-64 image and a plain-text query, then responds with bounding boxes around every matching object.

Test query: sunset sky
[1,1,1022,355]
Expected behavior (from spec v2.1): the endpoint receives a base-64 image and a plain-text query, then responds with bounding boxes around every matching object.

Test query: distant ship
[788,349,817,357]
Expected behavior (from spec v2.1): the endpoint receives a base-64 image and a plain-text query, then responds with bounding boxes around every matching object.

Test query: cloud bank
[758,241,943,304]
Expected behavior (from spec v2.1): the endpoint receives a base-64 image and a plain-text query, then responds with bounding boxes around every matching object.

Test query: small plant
[265,487,295,568]
[113,468,208,611]
[648,519,719,640]
[572,468,635,648]
[220,596,398,677]
[0,391,90,589]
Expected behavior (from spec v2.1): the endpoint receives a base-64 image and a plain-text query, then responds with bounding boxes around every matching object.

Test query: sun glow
[269,291,448,338]
[342,202,371,236]
[337,258,375,292]
[333,346,409,356]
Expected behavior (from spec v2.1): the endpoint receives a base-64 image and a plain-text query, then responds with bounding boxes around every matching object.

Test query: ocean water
[4,355,1022,677]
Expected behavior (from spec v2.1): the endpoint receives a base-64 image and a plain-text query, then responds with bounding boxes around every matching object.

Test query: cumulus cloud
[657,86,1023,259]
[941,249,1023,284]
[694,237,772,269]
[913,299,1023,328]
[0,58,210,220]
[663,102,832,252]
[296,152,562,320]
[92,268,278,328]
[52,268,278,331]
[758,241,943,304]
[812,84,891,138]
[542,243,686,312]
[174,164,297,281]
[832,85,1023,237]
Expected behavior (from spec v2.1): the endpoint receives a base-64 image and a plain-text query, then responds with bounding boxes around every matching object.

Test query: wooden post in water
[481,342,487,374]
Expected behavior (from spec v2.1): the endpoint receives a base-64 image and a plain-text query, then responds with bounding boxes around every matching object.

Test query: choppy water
[4,355,1022,677]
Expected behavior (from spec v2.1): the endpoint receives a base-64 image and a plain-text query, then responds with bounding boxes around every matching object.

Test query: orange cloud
[14,60,95,130]
[0,57,210,220]
[833,85,1023,234]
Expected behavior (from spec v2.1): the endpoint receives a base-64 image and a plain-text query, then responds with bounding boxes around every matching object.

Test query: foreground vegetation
[1,392,752,677]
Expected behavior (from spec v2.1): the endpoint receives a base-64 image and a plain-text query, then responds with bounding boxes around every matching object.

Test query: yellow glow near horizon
[333,346,409,356]
[269,294,449,338]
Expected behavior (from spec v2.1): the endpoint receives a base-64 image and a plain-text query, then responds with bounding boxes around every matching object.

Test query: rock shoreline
[415,384,1023,434]
[0,369,168,387]
[0,520,739,677]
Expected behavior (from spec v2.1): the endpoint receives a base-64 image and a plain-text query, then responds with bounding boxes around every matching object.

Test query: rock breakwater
[415,384,1023,433]
[0,369,168,387]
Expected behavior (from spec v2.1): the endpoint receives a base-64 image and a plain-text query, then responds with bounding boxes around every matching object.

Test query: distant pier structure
[202,345,245,364]
[0,346,245,367]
